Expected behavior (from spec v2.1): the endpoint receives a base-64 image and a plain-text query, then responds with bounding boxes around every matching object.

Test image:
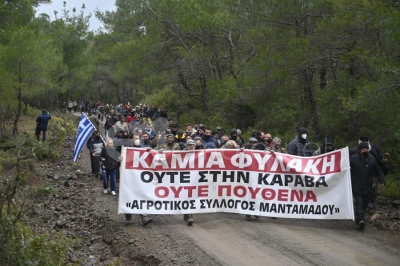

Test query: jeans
[353,191,370,223]
[103,168,117,192]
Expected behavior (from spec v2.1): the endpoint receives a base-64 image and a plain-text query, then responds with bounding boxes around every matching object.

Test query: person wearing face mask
[201,127,219,149]
[264,133,273,148]
[230,129,243,148]
[350,142,385,230]
[287,127,313,156]
[313,138,334,155]
[130,134,142,147]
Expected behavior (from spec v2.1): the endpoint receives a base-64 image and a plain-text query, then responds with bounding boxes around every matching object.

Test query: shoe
[111,191,116,196]
[183,214,188,221]
[141,216,153,226]
[125,214,132,221]
[187,214,194,226]
[359,220,365,230]
[254,215,260,219]
[103,190,108,194]
[246,215,251,221]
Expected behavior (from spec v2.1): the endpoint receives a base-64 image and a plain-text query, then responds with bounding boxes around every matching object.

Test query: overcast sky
[36,0,117,31]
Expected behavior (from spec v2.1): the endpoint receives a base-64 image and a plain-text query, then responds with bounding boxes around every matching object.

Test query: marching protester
[267,137,286,153]
[287,127,313,156]
[100,138,123,196]
[350,135,388,175]
[182,140,196,226]
[349,135,389,207]
[314,138,334,155]
[35,109,52,142]
[87,130,104,178]
[165,134,181,150]
[350,142,385,230]
[230,129,243,148]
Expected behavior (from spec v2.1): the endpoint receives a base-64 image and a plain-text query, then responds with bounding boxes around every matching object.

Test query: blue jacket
[201,136,219,149]
[36,113,52,130]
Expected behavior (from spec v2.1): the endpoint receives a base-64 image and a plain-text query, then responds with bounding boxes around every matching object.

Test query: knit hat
[249,137,258,142]
[298,127,307,134]
[231,128,237,133]
[358,142,369,150]
[194,136,201,141]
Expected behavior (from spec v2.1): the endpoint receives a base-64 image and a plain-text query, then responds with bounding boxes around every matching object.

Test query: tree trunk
[199,74,208,113]
[303,67,321,139]
[12,89,22,136]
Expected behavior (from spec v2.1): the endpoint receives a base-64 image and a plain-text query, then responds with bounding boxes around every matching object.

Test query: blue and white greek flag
[73,114,96,163]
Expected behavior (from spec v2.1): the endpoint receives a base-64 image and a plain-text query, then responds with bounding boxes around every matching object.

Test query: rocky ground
[29,135,220,266]
[27,133,400,265]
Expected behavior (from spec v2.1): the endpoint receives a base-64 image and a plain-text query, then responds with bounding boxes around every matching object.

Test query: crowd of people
[83,102,388,229]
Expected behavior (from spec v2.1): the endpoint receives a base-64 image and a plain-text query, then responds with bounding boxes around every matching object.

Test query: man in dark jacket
[350,142,385,230]
[87,130,104,178]
[201,127,219,149]
[349,135,388,175]
[35,110,52,141]
[287,127,313,157]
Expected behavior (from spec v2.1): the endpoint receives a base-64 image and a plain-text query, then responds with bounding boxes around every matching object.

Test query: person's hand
[146,147,152,151]
[92,153,95,156]
[379,183,385,187]
[158,149,164,153]
[240,148,244,152]
[119,156,123,161]
[102,158,105,161]
[270,150,275,154]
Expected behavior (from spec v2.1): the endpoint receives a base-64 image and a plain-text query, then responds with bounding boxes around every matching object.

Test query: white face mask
[134,139,141,146]
[301,134,307,139]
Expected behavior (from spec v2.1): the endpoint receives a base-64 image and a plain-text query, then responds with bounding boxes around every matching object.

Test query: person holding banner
[350,142,385,230]
[100,138,123,196]
[182,140,196,225]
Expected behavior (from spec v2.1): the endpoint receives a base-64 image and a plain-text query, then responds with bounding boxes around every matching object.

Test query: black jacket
[287,137,312,157]
[100,147,120,170]
[349,143,388,175]
[350,153,385,195]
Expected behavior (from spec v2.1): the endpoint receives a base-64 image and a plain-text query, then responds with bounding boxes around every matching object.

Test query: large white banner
[118,147,354,220]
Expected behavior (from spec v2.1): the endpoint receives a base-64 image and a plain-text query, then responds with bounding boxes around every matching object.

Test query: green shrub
[379,175,400,200]
[0,222,73,265]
